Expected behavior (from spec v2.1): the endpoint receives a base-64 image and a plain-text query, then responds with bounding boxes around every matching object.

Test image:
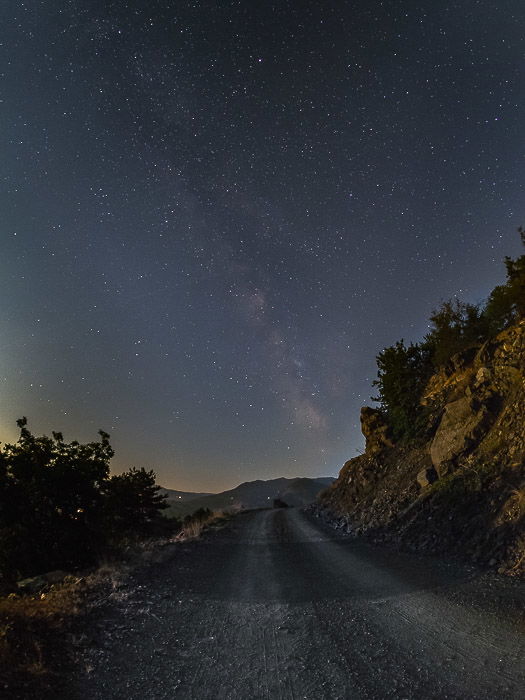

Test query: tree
[425,299,486,368]
[0,419,170,579]
[104,467,168,534]
[373,340,433,441]
[0,419,113,576]
[484,283,516,335]
[484,227,525,332]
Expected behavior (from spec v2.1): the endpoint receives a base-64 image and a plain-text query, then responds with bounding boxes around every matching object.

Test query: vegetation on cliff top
[319,228,524,577]
[374,228,525,441]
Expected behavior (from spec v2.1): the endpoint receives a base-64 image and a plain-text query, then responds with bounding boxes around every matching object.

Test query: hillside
[159,488,213,501]
[317,320,525,576]
[164,476,335,518]
[159,488,213,517]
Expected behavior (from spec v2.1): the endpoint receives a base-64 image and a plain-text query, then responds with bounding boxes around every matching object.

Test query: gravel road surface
[70,509,524,699]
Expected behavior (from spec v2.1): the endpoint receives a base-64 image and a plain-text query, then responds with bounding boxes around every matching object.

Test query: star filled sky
[2,1,524,492]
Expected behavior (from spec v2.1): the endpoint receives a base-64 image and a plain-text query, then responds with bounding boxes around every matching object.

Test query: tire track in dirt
[70,509,524,700]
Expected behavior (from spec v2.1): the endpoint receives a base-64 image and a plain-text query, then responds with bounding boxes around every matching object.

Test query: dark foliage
[425,299,487,368]
[184,507,212,524]
[484,226,525,334]
[373,340,433,441]
[0,420,169,579]
[103,467,168,535]
[373,228,525,441]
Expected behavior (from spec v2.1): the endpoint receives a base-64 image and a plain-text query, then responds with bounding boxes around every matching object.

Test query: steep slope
[317,320,525,576]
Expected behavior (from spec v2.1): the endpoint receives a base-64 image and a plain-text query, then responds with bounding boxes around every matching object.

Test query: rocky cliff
[317,320,525,576]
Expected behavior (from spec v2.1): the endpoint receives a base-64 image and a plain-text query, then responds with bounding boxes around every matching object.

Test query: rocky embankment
[316,320,525,576]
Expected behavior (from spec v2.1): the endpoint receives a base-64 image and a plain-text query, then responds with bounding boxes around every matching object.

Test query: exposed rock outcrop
[360,407,394,455]
[317,320,525,576]
[416,467,438,489]
[429,395,494,474]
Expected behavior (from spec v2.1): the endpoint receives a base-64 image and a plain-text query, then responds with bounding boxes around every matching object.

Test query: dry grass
[0,580,85,698]
[0,560,144,698]
[0,512,234,696]
[0,554,144,698]
[180,510,229,540]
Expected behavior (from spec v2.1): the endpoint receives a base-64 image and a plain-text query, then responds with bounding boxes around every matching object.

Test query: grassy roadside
[1,573,99,698]
[179,509,231,539]
[0,510,232,699]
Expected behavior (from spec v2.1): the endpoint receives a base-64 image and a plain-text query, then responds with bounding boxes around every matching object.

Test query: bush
[184,507,212,524]
[103,467,168,536]
[373,340,433,441]
[485,228,525,334]
[181,508,219,539]
[425,299,486,368]
[0,419,168,579]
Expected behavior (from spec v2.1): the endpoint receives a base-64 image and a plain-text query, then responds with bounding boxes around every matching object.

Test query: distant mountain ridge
[162,476,335,518]
[159,488,213,502]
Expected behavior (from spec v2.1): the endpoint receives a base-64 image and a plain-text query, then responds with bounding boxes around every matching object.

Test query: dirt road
[72,509,524,699]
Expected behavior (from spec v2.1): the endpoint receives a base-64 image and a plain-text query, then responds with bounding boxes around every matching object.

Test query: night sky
[2,1,524,492]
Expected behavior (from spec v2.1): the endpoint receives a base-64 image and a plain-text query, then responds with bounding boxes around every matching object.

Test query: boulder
[417,467,439,489]
[360,407,394,455]
[475,366,492,386]
[430,396,493,474]
[15,570,70,594]
[17,576,48,594]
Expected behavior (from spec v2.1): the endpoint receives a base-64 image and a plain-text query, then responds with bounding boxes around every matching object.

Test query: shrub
[0,419,168,579]
[103,467,168,536]
[373,340,433,441]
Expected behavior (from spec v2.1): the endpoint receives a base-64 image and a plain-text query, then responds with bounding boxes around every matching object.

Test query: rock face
[17,575,48,594]
[318,320,525,576]
[16,569,70,594]
[360,407,394,455]
[416,467,438,489]
[429,396,493,474]
[425,322,525,477]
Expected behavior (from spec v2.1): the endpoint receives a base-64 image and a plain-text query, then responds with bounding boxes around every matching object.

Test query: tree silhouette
[104,467,168,534]
[0,420,169,579]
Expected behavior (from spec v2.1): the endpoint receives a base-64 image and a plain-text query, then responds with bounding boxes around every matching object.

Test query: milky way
[2,1,524,490]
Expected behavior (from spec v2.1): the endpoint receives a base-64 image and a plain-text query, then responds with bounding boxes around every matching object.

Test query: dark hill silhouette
[159,488,213,501]
[163,477,335,518]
